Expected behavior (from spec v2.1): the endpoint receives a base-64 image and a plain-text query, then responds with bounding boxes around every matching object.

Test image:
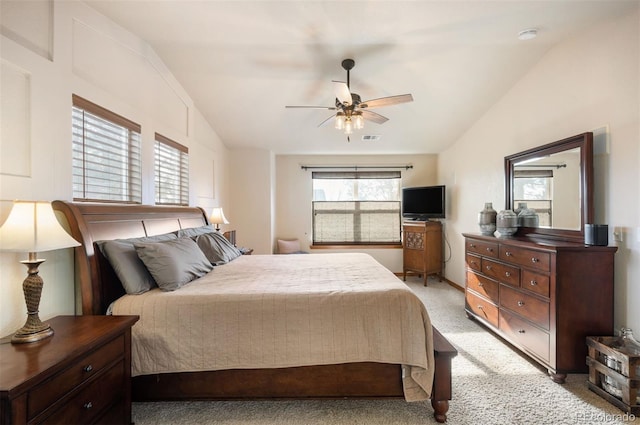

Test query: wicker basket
[586,336,640,415]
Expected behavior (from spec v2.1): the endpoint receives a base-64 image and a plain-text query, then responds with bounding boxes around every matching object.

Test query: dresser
[0,315,138,425]
[403,221,443,285]
[463,233,616,383]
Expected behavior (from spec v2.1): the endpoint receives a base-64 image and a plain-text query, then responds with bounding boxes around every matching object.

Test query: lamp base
[11,257,54,344]
[11,320,54,344]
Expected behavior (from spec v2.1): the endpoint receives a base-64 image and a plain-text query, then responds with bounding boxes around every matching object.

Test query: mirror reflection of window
[514,169,553,227]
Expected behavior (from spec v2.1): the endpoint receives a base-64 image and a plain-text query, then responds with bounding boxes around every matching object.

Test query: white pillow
[277,239,302,254]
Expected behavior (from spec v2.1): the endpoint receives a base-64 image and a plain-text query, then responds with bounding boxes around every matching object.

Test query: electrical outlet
[613,227,623,242]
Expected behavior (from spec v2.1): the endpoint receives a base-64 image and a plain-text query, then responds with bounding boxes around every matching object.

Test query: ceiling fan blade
[285,105,337,110]
[317,115,335,127]
[361,109,388,124]
[332,81,352,106]
[360,94,413,109]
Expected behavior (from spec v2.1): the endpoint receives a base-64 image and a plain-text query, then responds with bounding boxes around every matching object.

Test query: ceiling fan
[285,58,413,141]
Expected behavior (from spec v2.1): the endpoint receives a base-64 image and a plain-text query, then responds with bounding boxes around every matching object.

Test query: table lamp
[0,201,81,343]
[210,207,229,231]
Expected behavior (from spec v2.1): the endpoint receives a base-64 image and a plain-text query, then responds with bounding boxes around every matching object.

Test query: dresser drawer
[466,271,499,304]
[499,310,550,362]
[38,360,125,425]
[499,245,550,272]
[481,258,520,287]
[28,335,124,419]
[466,239,498,258]
[521,269,550,298]
[466,291,499,328]
[500,285,550,330]
[465,253,481,272]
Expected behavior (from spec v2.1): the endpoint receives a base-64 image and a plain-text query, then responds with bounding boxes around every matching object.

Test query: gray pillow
[134,237,214,291]
[97,232,178,295]
[196,231,242,265]
[176,224,216,239]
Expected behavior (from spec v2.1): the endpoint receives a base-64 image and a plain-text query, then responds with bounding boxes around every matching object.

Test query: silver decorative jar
[478,202,497,235]
[517,203,539,228]
[496,209,518,236]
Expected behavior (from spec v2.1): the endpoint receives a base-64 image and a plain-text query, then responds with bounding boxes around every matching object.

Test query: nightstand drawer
[28,335,125,419]
[39,360,125,425]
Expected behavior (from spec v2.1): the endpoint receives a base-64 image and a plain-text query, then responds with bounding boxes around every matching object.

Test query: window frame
[154,133,189,206]
[71,95,142,204]
[311,171,402,246]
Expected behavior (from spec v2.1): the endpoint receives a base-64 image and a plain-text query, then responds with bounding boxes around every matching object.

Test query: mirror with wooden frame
[504,132,593,243]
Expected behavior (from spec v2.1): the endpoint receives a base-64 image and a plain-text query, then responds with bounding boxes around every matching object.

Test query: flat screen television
[402,185,446,220]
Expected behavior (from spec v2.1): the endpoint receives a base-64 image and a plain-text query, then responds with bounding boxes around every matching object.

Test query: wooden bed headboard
[52,201,209,315]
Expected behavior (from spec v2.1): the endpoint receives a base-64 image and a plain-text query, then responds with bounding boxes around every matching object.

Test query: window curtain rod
[301,165,413,171]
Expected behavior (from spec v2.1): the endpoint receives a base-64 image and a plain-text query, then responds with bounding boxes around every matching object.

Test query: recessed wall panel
[71,19,188,136]
[0,0,53,60]
[0,60,31,177]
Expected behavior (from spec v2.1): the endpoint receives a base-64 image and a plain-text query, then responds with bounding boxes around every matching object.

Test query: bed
[52,200,457,423]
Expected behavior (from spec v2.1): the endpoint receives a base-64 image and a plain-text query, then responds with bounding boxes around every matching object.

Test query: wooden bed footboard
[51,200,457,423]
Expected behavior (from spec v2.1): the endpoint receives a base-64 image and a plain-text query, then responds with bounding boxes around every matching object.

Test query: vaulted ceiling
[85,0,636,155]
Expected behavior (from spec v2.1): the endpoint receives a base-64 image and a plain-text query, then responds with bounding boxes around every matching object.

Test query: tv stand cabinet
[403,221,443,285]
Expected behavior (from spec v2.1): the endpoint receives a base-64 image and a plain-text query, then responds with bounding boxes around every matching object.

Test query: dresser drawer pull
[486,247,493,252]
[505,251,512,257]
[84,402,93,410]
[485,265,492,271]
[83,364,93,373]
[477,305,484,310]
[531,257,539,263]
[517,300,525,307]
[518,329,526,334]
[478,282,484,287]
[469,243,476,248]
[530,280,537,286]
[505,272,511,277]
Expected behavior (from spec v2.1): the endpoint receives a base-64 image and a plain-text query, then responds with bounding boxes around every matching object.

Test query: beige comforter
[112,253,435,401]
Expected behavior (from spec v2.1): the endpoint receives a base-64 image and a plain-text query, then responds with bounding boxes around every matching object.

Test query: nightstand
[0,315,138,425]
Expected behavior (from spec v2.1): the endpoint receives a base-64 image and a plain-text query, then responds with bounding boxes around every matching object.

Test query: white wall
[0,0,229,336]
[438,9,640,333]
[274,154,439,272]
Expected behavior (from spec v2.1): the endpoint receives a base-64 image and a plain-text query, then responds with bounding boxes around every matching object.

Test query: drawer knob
[486,265,492,271]
[470,243,476,248]
[505,272,511,277]
[83,364,93,373]
[517,300,525,307]
[84,402,93,410]
[505,251,512,257]
[486,247,493,252]
[531,257,539,263]
[478,282,484,287]
[477,305,484,310]
[530,280,537,286]
[518,329,526,334]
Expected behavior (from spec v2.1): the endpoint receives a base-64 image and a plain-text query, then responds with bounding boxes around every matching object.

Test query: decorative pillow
[277,239,304,254]
[196,231,242,265]
[176,224,216,239]
[97,232,178,295]
[134,237,214,291]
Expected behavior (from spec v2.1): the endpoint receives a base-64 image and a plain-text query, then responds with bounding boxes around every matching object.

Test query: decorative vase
[478,202,497,235]
[517,203,539,228]
[496,209,518,236]
[514,202,527,216]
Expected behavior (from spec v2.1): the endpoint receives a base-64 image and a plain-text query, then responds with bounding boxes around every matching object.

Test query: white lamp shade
[0,201,80,253]
[210,207,229,225]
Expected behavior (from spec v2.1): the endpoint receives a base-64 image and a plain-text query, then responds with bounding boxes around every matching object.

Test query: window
[514,169,553,226]
[155,133,189,206]
[72,95,142,203]
[312,171,401,245]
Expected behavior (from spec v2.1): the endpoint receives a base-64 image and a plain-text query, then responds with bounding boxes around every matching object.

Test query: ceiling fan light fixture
[353,112,364,130]
[344,117,353,135]
[335,112,345,130]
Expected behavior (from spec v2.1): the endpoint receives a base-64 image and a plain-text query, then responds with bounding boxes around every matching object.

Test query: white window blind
[72,95,142,203]
[312,171,401,244]
[155,133,189,206]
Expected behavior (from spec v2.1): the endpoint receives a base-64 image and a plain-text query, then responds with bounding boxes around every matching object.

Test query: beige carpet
[132,276,634,424]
